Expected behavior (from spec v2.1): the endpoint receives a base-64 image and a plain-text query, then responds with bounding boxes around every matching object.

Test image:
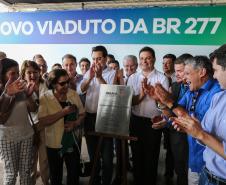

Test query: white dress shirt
[127,69,169,118]
[83,67,116,113]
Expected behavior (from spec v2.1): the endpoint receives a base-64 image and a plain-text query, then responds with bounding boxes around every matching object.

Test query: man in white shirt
[81,45,116,185]
[127,46,169,185]
[163,53,177,84]
[123,55,138,85]
[62,54,83,93]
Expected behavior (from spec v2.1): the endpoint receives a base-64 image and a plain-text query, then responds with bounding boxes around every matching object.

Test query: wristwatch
[157,102,167,110]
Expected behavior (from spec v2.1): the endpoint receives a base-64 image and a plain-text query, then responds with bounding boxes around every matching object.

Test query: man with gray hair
[148,56,221,185]
[173,50,226,185]
[123,55,138,84]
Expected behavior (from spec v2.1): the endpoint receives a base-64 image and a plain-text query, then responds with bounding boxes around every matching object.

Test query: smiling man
[172,51,226,185]
[81,45,116,185]
[152,56,221,185]
[127,46,169,185]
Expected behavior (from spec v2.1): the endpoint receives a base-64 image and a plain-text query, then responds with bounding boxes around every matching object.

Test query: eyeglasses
[57,80,70,86]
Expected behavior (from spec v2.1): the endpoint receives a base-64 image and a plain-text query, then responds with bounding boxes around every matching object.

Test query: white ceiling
[0,0,226,12]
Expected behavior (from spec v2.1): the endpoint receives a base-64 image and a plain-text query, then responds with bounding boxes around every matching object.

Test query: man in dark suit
[169,53,193,185]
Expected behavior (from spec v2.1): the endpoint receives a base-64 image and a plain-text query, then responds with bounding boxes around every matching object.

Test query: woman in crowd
[20,60,49,185]
[38,69,85,185]
[0,58,37,185]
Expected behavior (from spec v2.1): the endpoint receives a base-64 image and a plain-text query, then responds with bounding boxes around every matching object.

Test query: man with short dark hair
[106,54,115,66]
[167,53,193,185]
[81,45,116,185]
[62,54,83,93]
[79,58,91,75]
[162,53,177,181]
[127,46,169,185]
[108,60,120,70]
[163,53,177,84]
[35,57,48,80]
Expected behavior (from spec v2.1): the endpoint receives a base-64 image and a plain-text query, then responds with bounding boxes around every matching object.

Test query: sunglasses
[57,80,70,86]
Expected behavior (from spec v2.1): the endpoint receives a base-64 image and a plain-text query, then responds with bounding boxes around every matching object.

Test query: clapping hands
[89,63,103,79]
[141,80,170,104]
[170,114,202,138]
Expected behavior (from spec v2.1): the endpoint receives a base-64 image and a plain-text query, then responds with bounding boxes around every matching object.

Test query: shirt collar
[199,79,217,92]
[142,68,156,78]
[103,67,113,74]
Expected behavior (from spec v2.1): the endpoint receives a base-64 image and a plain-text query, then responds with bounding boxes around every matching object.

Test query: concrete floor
[0,139,176,185]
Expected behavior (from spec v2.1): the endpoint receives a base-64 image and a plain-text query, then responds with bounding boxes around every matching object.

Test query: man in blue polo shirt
[172,52,226,185]
[151,55,221,185]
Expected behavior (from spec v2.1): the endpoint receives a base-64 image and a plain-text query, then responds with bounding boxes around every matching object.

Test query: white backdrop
[0,44,219,73]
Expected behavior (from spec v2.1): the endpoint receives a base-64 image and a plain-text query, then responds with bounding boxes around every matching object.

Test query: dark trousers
[84,112,114,185]
[169,129,189,185]
[130,114,162,185]
[163,127,174,177]
[46,147,80,185]
[112,138,130,184]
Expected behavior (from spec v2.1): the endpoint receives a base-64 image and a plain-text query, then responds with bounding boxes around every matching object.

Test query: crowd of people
[0,45,225,185]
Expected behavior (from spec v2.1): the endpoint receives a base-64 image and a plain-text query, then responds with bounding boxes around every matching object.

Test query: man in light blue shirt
[172,52,226,185]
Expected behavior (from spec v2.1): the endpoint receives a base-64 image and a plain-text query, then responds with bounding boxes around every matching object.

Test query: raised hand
[25,81,36,97]
[5,77,26,96]
[173,106,189,117]
[113,69,124,85]
[151,115,167,129]
[94,63,103,78]
[154,83,171,105]
[171,115,202,138]
[89,64,95,80]
[139,78,147,98]
[141,78,160,101]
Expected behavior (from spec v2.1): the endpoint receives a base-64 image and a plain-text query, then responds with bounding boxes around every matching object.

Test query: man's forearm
[96,76,107,84]
[81,79,92,93]
[132,94,145,105]
[198,130,226,160]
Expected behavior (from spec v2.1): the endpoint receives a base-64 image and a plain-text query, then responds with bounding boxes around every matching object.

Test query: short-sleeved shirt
[178,79,221,172]
[127,69,169,118]
[0,93,34,141]
[83,67,116,113]
[202,90,226,179]
[38,88,85,148]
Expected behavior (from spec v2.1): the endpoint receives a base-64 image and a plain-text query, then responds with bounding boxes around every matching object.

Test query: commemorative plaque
[95,84,133,136]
